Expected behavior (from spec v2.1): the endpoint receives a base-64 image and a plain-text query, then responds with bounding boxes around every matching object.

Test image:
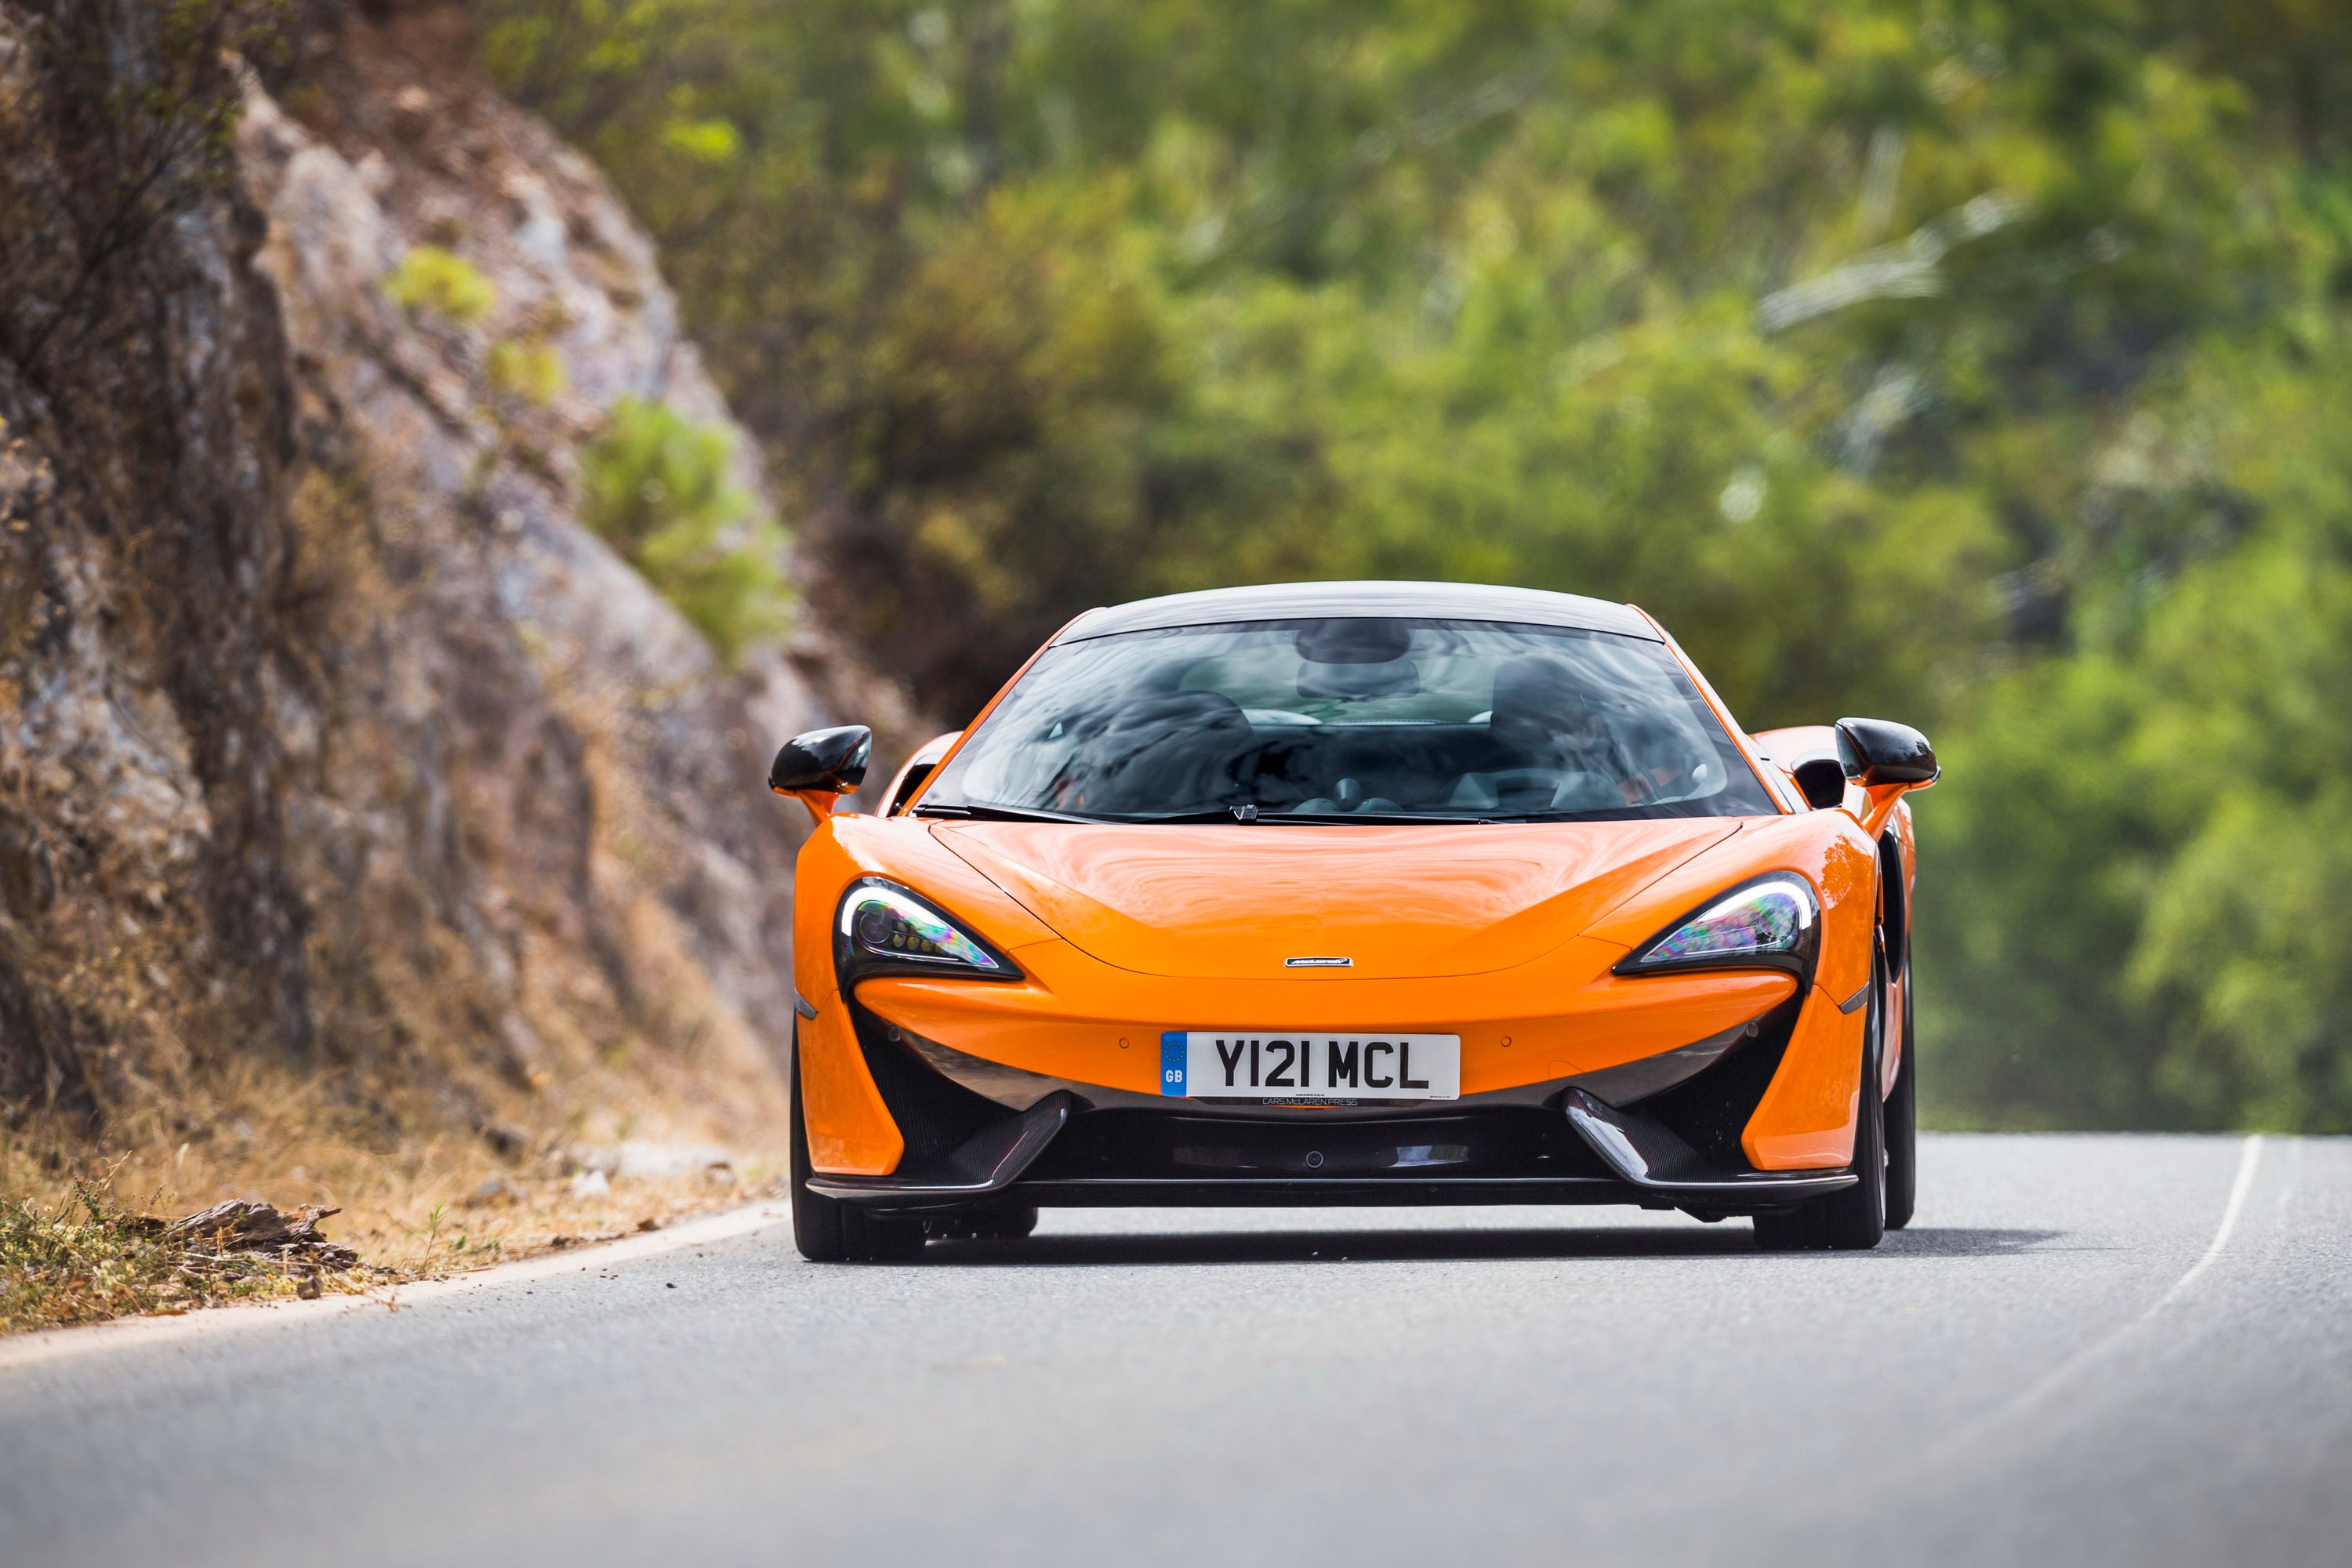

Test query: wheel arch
[1875,824,1912,1099]
[1876,827,1909,976]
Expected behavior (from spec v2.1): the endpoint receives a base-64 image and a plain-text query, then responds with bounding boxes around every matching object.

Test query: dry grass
[0,1174,368,1334]
[0,754,798,1339]
[0,1056,789,1337]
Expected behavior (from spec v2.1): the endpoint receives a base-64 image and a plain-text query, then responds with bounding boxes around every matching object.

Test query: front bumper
[804,990,1858,1217]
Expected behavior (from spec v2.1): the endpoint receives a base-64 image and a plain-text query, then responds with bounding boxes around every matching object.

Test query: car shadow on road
[916,1224,2070,1267]
[1878,1226,2074,1258]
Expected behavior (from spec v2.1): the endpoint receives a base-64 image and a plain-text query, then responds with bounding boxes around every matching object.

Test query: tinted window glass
[924,619,1779,822]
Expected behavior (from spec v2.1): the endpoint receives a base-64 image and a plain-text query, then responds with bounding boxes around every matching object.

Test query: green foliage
[383,245,498,328]
[481,0,2352,1129]
[486,337,568,407]
[1921,332,2352,1131]
[579,397,793,662]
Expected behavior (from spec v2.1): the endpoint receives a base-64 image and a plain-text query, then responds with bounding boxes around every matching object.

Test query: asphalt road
[3,1133,2347,1567]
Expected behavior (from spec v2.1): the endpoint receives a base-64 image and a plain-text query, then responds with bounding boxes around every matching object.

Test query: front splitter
[805,1086,1855,1214]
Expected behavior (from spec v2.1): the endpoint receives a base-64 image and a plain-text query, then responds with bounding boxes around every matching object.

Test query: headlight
[834,878,1021,986]
[1612,874,1820,979]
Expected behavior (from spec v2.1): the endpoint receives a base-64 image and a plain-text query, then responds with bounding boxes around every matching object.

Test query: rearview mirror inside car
[1298,659,1421,699]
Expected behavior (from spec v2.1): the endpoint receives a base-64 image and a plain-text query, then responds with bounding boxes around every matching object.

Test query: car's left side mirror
[1834,717,1937,832]
[770,724,873,825]
[1835,717,1937,786]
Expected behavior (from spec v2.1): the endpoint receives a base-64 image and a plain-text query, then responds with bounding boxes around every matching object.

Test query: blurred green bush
[579,397,792,663]
[383,245,498,328]
[477,0,2352,1131]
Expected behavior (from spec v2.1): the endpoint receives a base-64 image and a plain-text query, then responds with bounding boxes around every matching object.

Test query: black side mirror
[770,724,873,797]
[1834,717,1938,787]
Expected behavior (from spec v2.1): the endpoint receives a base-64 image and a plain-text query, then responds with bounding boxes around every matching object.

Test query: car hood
[931,818,1741,979]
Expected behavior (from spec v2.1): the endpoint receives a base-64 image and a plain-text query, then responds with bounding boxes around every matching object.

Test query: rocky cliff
[0,0,911,1170]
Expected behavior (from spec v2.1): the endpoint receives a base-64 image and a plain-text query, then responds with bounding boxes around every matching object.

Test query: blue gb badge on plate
[1160,1030,1188,1094]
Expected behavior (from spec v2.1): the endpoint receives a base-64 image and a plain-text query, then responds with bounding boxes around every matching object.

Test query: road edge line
[0,1199,795,1376]
[1913,1133,2263,1465]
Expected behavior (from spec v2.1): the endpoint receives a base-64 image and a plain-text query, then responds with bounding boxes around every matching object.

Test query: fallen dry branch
[1,1181,370,1334]
[154,1200,361,1270]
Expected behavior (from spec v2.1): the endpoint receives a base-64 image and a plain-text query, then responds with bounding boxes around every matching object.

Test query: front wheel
[1883,961,1917,1232]
[790,1028,926,1263]
[1752,946,1889,1253]
[1817,946,1889,1250]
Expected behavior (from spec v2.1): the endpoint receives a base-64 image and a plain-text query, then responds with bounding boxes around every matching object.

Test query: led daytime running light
[836,880,1012,978]
[1617,875,1820,977]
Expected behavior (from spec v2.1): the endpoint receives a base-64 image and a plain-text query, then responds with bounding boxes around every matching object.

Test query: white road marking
[1919,1134,2263,1465]
[2147,1132,2264,1313]
[0,1200,795,1376]
[2273,1136,2305,1221]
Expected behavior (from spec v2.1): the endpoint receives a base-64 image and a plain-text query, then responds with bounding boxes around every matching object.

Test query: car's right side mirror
[1834,717,1937,833]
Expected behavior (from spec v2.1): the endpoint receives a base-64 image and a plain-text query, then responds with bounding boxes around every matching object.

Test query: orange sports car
[770,582,1936,1261]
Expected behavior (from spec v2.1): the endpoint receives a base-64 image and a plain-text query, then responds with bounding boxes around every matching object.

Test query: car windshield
[920,618,1780,822]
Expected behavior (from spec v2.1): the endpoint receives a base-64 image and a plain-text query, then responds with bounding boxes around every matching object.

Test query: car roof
[1055,580,1658,643]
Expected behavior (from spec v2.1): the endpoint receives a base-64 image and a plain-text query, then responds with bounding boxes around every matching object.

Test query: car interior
[931,619,1773,822]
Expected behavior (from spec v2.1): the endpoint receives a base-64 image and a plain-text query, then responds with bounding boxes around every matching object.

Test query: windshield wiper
[914,802,1109,825]
[1113,808,1497,826]
[1258,811,1496,826]
[924,804,1501,826]
[1112,808,1261,824]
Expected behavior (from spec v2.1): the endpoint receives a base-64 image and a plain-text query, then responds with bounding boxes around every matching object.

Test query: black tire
[790,1030,851,1262]
[1884,961,1917,1232]
[1751,945,1889,1253]
[1818,946,1889,1250]
[790,1027,927,1263]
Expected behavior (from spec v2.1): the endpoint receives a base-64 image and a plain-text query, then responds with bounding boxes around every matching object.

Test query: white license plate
[1160,1032,1461,1101]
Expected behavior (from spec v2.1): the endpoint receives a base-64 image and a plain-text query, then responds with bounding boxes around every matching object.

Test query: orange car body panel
[931,818,1739,980]
[793,819,1056,1174]
[1743,994,1868,1168]
[858,942,1798,1099]
[1751,722,1922,1105]
[792,607,1928,1181]
[794,991,900,1174]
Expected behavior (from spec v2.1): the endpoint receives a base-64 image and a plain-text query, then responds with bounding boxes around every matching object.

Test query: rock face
[0,1,913,1149]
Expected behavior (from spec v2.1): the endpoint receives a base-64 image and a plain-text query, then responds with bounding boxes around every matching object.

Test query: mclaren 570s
[769,581,1937,1260]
